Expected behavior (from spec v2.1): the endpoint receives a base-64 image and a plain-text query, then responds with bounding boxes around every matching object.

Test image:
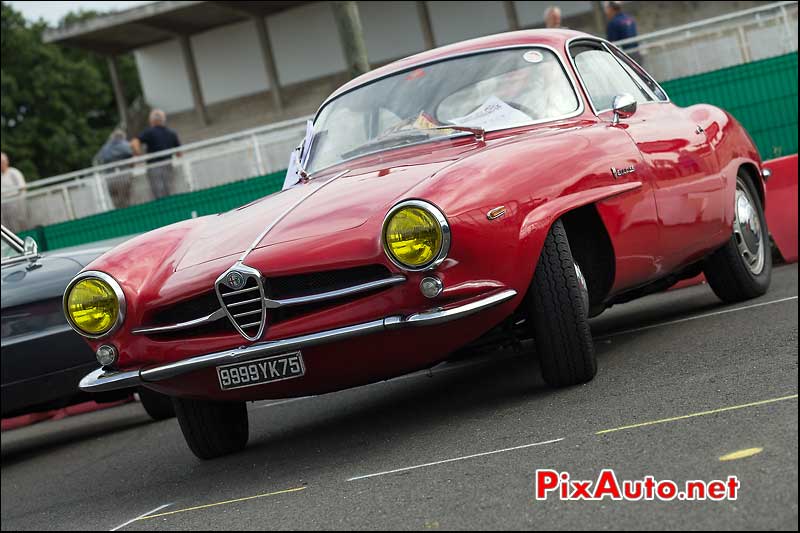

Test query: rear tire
[703,174,771,303]
[527,220,597,387]
[173,397,249,459]
[138,387,175,421]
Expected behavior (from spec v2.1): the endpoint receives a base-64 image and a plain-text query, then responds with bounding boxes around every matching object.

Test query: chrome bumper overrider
[79,289,517,393]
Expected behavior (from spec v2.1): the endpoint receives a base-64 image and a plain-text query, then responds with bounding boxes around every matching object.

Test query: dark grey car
[1,226,173,420]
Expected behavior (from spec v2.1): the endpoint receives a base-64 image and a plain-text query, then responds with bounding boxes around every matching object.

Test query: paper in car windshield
[451,95,532,131]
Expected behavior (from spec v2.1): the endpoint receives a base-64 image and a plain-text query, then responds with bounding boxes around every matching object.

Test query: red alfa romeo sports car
[67,29,771,459]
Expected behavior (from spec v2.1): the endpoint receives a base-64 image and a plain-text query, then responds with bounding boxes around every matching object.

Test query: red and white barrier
[764,154,799,263]
[1,397,133,432]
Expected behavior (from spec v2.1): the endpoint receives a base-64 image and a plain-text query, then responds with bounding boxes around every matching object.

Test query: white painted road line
[597,296,798,340]
[110,504,171,531]
[347,438,564,482]
[252,397,307,410]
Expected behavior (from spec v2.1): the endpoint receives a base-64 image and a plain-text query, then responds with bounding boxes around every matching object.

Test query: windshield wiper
[338,125,486,162]
[428,125,486,142]
[340,131,432,159]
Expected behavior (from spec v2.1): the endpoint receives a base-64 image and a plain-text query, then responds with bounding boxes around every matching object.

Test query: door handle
[695,125,705,134]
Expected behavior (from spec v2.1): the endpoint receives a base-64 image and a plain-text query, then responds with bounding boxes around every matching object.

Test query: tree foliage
[1,1,142,180]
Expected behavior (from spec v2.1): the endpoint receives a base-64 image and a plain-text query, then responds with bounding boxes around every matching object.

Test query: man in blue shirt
[605,1,638,44]
[132,109,181,199]
[605,1,642,64]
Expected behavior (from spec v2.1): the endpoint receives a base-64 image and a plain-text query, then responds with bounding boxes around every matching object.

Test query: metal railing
[2,1,798,233]
[1,115,310,232]
[615,1,798,82]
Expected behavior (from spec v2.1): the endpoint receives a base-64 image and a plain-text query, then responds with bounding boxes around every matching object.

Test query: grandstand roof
[43,1,308,54]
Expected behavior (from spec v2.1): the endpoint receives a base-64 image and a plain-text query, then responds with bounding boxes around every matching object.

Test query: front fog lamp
[64,272,124,338]
[383,201,450,270]
[96,345,118,367]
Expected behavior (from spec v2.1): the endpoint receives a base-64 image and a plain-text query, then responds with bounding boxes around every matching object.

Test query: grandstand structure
[3,1,796,246]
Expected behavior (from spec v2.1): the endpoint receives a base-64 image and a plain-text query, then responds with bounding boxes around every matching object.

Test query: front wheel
[173,397,249,459]
[138,387,175,421]
[527,219,597,387]
[703,174,771,303]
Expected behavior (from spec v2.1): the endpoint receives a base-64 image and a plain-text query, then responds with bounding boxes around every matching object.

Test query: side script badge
[611,166,636,179]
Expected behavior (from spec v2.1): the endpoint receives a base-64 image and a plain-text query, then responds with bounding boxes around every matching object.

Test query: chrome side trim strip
[131,308,227,336]
[79,289,517,392]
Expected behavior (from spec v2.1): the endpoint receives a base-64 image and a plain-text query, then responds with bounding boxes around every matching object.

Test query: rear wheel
[138,387,175,421]
[527,220,597,387]
[173,397,249,459]
[703,174,771,303]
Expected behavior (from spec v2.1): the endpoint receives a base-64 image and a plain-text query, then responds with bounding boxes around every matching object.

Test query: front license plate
[216,352,305,391]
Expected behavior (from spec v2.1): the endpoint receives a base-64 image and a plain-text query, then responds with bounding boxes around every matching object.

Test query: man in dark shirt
[132,109,181,199]
[605,1,638,43]
[605,1,642,63]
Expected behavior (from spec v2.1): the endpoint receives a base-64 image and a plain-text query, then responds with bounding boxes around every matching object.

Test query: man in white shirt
[1,152,29,232]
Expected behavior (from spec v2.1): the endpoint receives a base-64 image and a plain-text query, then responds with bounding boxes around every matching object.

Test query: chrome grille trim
[132,308,227,335]
[226,297,262,308]
[272,275,406,307]
[221,286,259,298]
[215,264,267,342]
[132,273,406,337]
[233,309,262,318]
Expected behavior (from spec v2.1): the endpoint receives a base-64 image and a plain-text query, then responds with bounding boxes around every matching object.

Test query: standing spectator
[544,6,562,29]
[605,1,641,62]
[131,109,181,200]
[1,152,28,232]
[94,129,134,208]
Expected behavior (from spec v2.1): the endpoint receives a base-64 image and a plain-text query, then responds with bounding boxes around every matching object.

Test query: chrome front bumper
[79,289,517,393]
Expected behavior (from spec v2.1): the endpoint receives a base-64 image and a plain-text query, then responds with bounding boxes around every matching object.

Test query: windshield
[1,238,18,260]
[306,47,580,174]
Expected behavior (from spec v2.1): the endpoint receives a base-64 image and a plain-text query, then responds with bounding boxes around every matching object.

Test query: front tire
[703,174,771,303]
[527,220,597,387]
[138,387,175,421]
[173,398,249,459]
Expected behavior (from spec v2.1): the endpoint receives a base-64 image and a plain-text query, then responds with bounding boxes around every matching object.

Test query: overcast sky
[7,1,153,25]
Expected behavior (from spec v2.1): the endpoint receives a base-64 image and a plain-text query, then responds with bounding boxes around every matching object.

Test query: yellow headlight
[66,278,119,336]
[384,205,444,268]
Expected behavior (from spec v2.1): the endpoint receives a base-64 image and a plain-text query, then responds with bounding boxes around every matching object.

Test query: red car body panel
[77,29,764,401]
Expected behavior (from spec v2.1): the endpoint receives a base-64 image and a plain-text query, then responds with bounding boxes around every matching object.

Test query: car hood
[1,255,85,309]
[175,158,457,270]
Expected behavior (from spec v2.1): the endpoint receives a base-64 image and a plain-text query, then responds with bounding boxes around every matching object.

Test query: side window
[571,44,652,112]
[609,46,668,101]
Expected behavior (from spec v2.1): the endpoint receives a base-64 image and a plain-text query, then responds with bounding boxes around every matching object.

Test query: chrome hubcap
[733,180,765,275]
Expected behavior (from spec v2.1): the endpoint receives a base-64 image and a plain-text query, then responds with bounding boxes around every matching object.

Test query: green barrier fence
[661,52,798,160]
[19,170,286,250]
[19,52,798,252]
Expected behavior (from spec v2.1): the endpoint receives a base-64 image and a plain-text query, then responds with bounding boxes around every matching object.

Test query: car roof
[324,28,589,105]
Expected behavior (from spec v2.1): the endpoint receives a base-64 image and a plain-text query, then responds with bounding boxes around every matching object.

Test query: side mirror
[23,236,38,258]
[611,93,637,125]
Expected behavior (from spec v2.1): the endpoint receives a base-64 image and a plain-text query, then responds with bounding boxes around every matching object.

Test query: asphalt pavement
[2,264,797,531]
